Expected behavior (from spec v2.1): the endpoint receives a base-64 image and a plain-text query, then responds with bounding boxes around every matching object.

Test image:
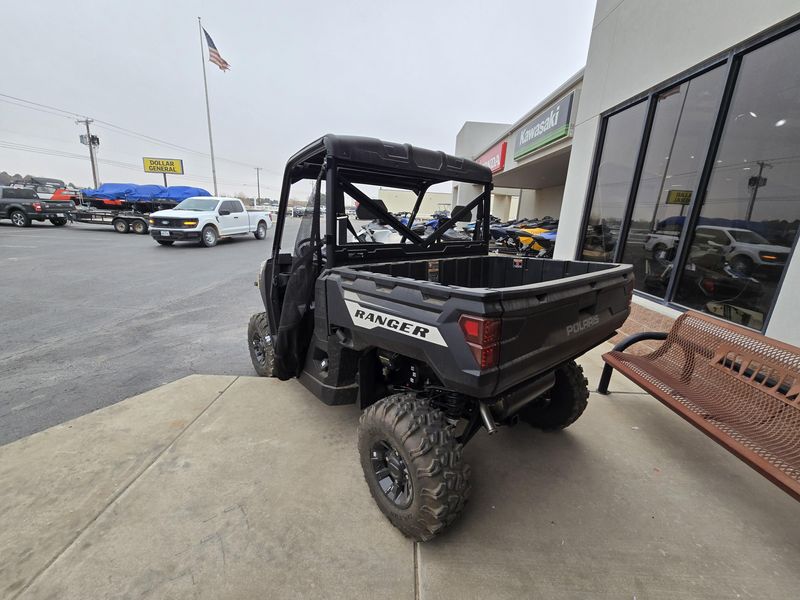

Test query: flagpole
[198,16,218,195]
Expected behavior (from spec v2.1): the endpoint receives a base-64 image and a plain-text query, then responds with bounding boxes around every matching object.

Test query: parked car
[149,197,272,247]
[644,225,791,275]
[0,186,75,227]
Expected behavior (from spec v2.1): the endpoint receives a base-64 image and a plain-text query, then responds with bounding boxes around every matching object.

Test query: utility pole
[255,167,261,205]
[77,118,99,188]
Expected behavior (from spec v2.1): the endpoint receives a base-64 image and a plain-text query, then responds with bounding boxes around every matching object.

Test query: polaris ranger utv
[247,135,633,540]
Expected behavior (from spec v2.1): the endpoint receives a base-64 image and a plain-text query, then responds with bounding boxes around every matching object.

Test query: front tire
[10,210,30,227]
[519,360,589,431]
[200,225,218,247]
[247,312,274,377]
[156,240,174,246]
[358,393,470,541]
[730,255,754,276]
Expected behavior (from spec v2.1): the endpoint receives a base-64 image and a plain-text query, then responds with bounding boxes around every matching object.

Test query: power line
[0,139,268,190]
[0,92,278,173]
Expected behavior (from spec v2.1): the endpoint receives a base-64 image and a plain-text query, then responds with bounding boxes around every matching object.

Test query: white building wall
[555,0,800,344]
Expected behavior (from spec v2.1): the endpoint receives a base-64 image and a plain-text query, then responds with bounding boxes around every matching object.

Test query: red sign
[476,141,507,174]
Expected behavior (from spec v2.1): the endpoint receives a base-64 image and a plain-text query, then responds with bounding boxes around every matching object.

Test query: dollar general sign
[143,157,184,175]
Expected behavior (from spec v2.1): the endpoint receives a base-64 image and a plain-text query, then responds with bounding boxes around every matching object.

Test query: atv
[247,135,633,540]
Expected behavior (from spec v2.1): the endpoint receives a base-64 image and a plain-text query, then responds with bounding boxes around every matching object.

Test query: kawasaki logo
[344,300,447,346]
[566,315,600,337]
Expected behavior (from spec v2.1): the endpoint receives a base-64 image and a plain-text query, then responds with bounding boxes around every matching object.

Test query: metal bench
[598,310,800,501]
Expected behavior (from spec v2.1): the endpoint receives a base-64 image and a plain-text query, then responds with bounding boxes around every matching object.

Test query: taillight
[32,202,42,212]
[459,315,501,369]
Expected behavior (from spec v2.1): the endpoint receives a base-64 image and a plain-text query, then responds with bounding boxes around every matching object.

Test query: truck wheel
[358,393,471,541]
[49,217,68,226]
[156,240,174,246]
[247,312,274,376]
[730,255,754,276]
[131,220,148,234]
[200,225,218,247]
[254,221,267,240]
[519,360,588,431]
[113,219,130,234]
[10,210,30,227]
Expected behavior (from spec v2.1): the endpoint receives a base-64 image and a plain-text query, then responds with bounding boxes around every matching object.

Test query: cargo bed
[324,255,634,398]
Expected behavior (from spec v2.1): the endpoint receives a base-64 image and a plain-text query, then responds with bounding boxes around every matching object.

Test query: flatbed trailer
[72,208,151,234]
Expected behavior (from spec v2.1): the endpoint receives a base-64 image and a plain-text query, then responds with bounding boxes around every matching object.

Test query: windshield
[175,197,219,211]
[729,229,769,245]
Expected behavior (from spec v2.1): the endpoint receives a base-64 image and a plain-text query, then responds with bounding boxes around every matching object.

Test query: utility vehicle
[247,135,633,540]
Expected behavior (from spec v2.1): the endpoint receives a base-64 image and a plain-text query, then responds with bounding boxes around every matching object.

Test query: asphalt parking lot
[0,218,299,446]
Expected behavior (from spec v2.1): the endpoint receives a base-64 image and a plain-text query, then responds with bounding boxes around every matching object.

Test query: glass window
[621,66,726,297]
[580,101,647,261]
[675,28,800,330]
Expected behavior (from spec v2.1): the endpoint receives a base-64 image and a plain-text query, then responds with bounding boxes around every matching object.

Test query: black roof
[287,134,492,186]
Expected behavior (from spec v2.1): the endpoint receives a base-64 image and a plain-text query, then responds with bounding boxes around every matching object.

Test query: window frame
[576,15,800,333]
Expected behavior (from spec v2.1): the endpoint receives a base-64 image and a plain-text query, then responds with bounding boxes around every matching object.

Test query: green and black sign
[513,92,574,160]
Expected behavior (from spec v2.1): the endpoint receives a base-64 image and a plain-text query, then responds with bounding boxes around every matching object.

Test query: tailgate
[494,262,633,394]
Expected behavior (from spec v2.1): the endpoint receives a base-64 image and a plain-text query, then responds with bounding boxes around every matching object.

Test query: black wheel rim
[251,331,268,366]
[370,440,413,508]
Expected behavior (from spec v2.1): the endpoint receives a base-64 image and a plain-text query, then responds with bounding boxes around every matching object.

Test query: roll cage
[269,134,494,269]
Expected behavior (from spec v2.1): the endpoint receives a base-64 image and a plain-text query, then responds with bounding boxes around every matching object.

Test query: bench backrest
[653,311,800,409]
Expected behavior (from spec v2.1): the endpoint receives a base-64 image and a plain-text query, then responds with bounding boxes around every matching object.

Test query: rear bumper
[150,229,201,241]
[32,210,74,220]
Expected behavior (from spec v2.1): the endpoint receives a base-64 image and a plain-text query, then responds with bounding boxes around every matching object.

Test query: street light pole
[255,167,261,204]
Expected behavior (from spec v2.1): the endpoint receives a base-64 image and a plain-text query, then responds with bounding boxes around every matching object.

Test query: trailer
[72,207,152,234]
[75,183,211,234]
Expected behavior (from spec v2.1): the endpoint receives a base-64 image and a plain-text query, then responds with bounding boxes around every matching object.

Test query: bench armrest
[597,331,668,394]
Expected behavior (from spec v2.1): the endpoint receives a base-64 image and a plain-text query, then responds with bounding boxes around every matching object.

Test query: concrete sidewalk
[1,346,799,599]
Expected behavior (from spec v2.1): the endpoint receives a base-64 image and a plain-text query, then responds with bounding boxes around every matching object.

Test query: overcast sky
[1,0,595,198]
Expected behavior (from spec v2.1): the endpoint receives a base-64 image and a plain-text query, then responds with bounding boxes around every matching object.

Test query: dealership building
[456,0,800,346]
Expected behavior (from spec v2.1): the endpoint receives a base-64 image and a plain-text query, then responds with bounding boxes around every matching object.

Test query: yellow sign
[666,189,692,205]
[143,157,184,175]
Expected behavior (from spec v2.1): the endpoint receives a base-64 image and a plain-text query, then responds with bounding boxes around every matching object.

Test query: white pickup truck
[149,197,272,247]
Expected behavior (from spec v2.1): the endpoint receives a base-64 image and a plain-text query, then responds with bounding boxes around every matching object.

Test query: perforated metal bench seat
[598,310,800,501]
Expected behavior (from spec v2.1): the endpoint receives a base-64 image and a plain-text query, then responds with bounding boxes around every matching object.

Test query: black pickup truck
[0,186,75,227]
[247,135,633,540]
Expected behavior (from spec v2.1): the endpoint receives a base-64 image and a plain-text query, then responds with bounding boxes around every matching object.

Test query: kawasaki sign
[513,92,574,160]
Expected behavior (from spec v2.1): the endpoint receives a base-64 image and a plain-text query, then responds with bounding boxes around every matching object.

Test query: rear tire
[156,240,174,246]
[358,393,470,541]
[49,217,68,226]
[131,220,148,234]
[113,219,130,234]
[247,312,274,377]
[519,360,589,431]
[10,210,30,227]
[254,221,267,240]
[200,225,218,247]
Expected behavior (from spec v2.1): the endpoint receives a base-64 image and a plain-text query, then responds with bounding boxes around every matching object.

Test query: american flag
[203,28,230,71]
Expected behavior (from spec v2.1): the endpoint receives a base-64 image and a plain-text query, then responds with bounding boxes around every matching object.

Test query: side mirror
[219,209,231,216]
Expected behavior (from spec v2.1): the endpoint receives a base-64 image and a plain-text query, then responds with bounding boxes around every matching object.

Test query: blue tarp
[127,184,167,201]
[158,186,211,201]
[81,183,139,199]
[81,184,211,202]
